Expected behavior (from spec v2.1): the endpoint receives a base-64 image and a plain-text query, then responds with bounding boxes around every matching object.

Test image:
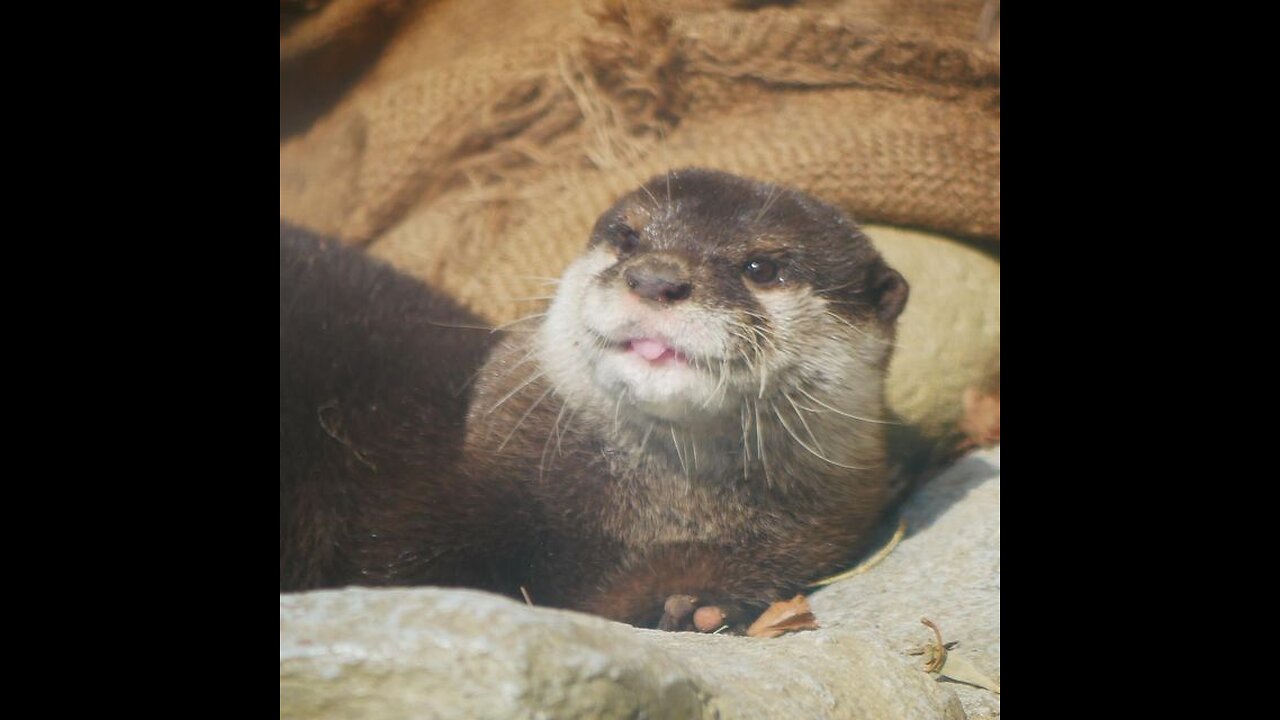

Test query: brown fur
[279,223,521,593]
[279,169,909,629]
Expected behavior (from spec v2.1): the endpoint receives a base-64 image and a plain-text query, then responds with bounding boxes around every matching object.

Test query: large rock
[280,447,1000,719]
[813,446,1001,719]
[281,588,964,719]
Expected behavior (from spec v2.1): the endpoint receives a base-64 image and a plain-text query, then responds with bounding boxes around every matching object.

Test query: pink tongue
[630,338,673,361]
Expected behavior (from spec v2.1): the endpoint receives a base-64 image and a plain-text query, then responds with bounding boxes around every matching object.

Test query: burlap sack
[280,0,1000,459]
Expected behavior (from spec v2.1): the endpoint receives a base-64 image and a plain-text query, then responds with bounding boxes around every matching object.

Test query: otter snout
[623,257,693,304]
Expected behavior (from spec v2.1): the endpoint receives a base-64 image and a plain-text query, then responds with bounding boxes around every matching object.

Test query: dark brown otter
[279,169,909,631]
[279,223,515,593]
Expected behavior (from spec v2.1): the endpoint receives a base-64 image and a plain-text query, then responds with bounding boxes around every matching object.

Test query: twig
[920,618,946,673]
[808,517,907,587]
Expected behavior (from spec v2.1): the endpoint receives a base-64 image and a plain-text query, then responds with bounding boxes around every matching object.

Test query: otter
[279,169,909,632]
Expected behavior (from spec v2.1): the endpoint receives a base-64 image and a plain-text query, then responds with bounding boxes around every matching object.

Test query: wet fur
[279,169,909,629]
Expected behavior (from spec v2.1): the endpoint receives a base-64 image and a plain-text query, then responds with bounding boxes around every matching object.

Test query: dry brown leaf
[746,594,819,638]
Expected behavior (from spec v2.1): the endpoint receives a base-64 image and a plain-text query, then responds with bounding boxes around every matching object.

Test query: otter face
[538,169,908,429]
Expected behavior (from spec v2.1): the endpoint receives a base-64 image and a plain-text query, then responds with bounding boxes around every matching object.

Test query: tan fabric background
[280,0,1000,460]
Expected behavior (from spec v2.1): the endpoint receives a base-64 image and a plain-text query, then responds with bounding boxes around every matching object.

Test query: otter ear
[873,267,909,324]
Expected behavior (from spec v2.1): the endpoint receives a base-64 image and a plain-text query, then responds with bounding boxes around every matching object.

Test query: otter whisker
[732,321,772,397]
[753,401,774,489]
[748,329,780,366]
[823,310,869,338]
[639,422,655,456]
[753,329,772,398]
[515,275,563,286]
[636,178,661,210]
[751,184,781,227]
[692,354,705,380]
[697,354,727,410]
[497,384,555,452]
[492,312,549,333]
[460,345,536,395]
[740,317,782,378]
[784,392,826,455]
[743,317,781,353]
[771,401,871,470]
[486,370,546,416]
[726,326,753,345]
[794,385,899,425]
[613,389,626,433]
[556,406,578,457]
[422,319,497,331]
[552,400,573,455]
[485,341,536,374]
[539,400,570,481]
[812,279,862,294]
[706,356,731,408]
[670,425,689,478]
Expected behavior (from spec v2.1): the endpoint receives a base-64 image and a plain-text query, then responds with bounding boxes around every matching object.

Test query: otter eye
[612,224,640,254]
[743,258,781,285]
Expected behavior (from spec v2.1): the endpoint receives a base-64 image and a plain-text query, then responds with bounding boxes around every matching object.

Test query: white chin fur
[592,352,722,421]
[538,248,735,423]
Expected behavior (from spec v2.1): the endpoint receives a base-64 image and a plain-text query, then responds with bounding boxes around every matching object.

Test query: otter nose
[624,260,693,304]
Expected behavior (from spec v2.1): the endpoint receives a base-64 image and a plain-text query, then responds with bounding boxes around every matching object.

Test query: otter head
[538,169,908,432]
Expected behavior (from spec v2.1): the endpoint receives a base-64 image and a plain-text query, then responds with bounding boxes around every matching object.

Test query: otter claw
[658,594,698,631]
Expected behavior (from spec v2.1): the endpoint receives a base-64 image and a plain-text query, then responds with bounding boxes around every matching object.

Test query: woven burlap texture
[280,0,1000,455]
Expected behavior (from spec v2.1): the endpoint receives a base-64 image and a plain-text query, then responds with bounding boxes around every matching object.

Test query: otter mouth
[581,328,758,419]
[588,329,697,368]
[623,337,690,366]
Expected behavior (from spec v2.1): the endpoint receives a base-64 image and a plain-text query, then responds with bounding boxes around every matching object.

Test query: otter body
[279,224,515,593]
[280,169,909,630]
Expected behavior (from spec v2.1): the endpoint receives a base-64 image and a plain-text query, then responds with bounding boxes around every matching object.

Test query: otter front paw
[657,593,698,631]
[657,594,739,633]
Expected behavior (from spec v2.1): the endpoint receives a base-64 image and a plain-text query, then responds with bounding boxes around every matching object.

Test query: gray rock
[812,446,1001,719]
[281,588,963,719]
[280,447,999,719]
